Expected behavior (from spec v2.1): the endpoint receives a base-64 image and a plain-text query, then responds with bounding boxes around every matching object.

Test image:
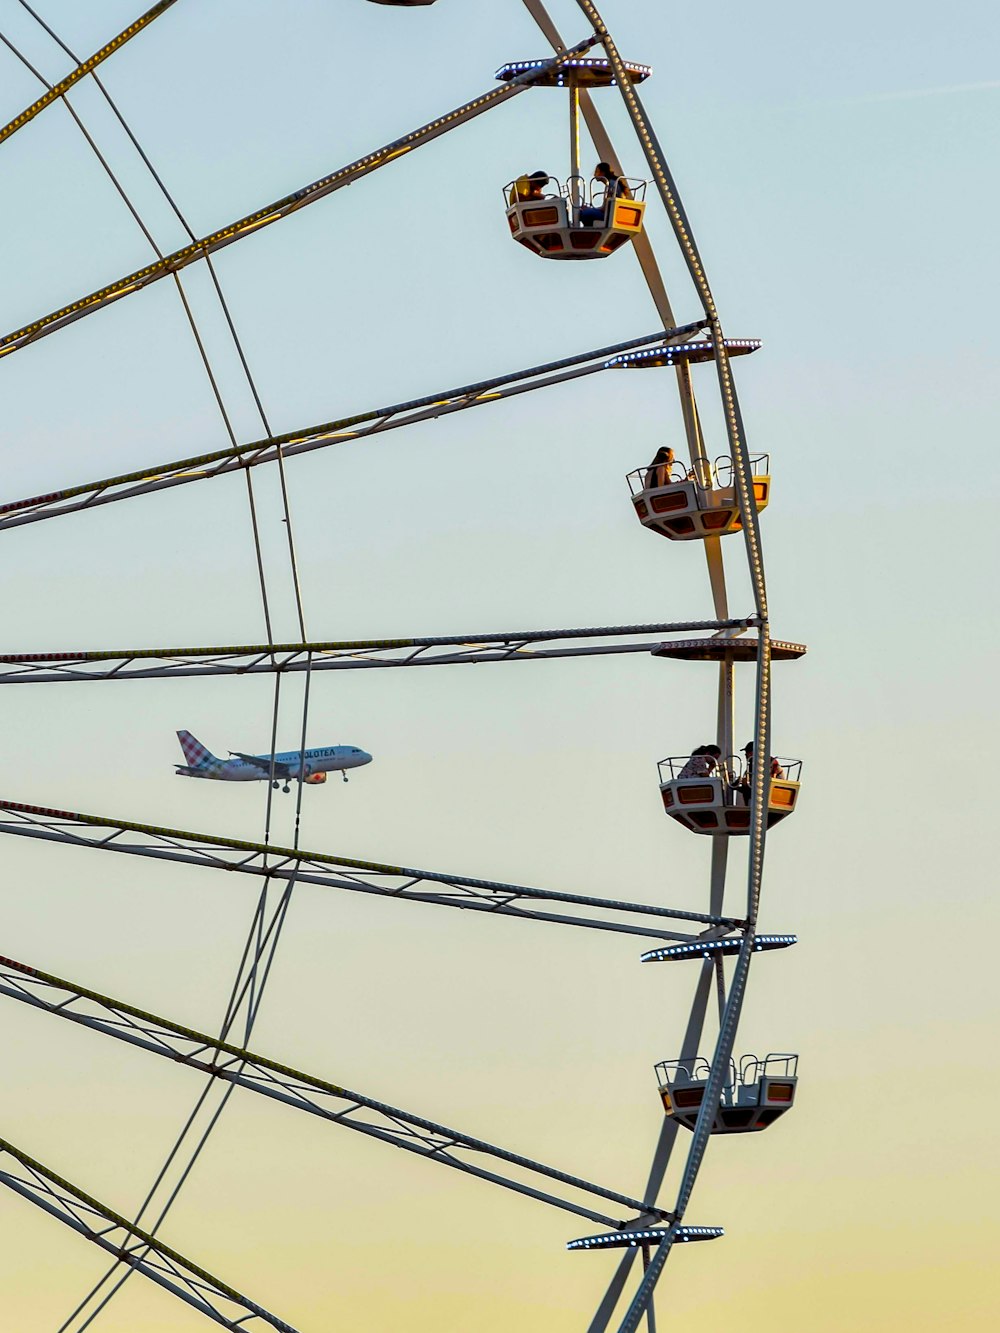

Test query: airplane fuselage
[176,743,372,784]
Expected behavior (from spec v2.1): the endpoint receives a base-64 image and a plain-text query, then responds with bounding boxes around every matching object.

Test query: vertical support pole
[675,362,710,489]
[713,955,726,1024]
[717,656,734,764]
[569,74,581,214]
[641,1244,657,1333]
[707,653,734,923]
[675,364,728,620]
[615,1231,676,1333]
[746,628,772,924]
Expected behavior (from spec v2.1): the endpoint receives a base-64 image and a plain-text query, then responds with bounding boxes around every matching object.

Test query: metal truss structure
[0,1136,298,1332]
[0,618,757,683]
[0,2,802,1329]
[0,323,707,531]
[0,35,598,359]
[0,1,179,147]
[0,952,673,1230]
[0,799,736,940]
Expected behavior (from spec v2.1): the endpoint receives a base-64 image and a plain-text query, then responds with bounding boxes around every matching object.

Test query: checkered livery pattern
[176,730,219,769]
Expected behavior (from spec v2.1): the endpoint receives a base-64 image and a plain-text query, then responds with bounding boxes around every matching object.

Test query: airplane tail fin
[176,730,222,770]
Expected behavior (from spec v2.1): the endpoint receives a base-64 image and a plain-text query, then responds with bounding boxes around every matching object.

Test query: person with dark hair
[526,170,550,200]
[509,170,550,204]
[577,161,630,226]
[734,741,783,804]
[678,745,720,780]
[644,446,677,489]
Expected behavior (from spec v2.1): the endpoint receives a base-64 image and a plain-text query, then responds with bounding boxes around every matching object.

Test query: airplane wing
[230,751,296,779]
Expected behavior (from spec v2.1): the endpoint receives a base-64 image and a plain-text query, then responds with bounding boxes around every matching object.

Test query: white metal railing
[655,1056,735,1093]
[713,452,770,487]
[739,1053,798,1083]
[658,754,802,787]
[627,452,769,497]
[655,1052,798,1101]
[504,174,648,214]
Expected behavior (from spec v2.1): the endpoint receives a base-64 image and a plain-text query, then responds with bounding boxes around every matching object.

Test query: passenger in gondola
[734,742,783,803]
[644,446,677,489]
[578,161,630,226]
[509,170,550,204]
[679,744,721,779]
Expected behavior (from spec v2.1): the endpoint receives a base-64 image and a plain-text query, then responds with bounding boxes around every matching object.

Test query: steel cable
[0,16,313,1326]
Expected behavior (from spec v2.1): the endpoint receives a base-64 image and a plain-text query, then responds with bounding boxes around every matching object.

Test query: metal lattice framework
[0,799,737,940]
[0,323,712,530]
[0,2,803,1329]
[0,1137,298,1332]
[0,618,756,683]
[0,952,674,1229]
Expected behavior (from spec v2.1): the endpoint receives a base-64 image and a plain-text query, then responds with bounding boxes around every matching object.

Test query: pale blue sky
[0,2,997,1329]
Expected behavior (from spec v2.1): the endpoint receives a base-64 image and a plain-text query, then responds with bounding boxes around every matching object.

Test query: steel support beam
[0,2,180,148]
[0,952,671,1230]
[0,801,741,940]
[0,38,597,362]
[0,323,704,531]
[0,616,755,684]
[0,1136,298,1331]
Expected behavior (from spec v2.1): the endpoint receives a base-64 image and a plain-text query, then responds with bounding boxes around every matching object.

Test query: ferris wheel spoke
[0,617,760,683]
[0,801,740,937]
[0,953,672,1231]
[0,1136,298,1331]
[0,1,180,149]
[0,322,705,531]
[0,37,599,363]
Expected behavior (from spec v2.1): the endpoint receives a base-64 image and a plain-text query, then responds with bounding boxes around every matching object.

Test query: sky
[0,0,998,1329]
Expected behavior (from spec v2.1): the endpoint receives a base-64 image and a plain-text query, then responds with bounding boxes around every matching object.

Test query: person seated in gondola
[733,742,784,804]
[678,744,721,779]
[644,446,677,488]
[509,170,550,204]
[578,161,630,226]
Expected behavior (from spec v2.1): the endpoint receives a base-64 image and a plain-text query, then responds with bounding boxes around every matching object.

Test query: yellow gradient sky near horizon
[0,0,997,1329]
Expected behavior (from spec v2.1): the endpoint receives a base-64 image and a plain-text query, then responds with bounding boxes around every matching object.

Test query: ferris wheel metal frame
[0,2,803,1330]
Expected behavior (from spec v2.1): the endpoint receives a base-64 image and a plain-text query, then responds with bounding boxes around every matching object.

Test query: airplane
[175,730,373,793]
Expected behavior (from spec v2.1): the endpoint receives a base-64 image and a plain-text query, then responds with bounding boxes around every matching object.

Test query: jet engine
[304,771,327,785]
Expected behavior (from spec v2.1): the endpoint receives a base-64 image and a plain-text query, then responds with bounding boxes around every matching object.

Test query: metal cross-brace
[0,323,705,531]
[0,1,180,149]
[0,801,741,940]
[0,1135,298,1331]
[0,952,672,1231]
[0,36,599,362]
[0,616,756,684]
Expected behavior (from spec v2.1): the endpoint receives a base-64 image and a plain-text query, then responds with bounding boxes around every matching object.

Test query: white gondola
[655,1054,798,1133]
[504,174,646,260]
[658,753,801,835]
[628,453,770,541]
[497,58,650,261]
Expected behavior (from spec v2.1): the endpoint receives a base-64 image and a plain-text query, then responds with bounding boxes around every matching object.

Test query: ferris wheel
[0,2,805,1330]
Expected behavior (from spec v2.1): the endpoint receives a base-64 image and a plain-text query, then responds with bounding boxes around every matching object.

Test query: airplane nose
[362,751,373,765]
